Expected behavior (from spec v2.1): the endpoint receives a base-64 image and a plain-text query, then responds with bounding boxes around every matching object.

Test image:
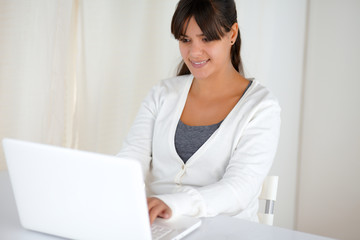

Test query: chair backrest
[258,176,279,226]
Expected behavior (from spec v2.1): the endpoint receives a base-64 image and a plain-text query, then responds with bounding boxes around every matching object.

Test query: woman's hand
[147,197,172,225]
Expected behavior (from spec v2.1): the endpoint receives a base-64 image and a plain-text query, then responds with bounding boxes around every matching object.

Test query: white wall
[296,1,360,239]
[238,0,307,229]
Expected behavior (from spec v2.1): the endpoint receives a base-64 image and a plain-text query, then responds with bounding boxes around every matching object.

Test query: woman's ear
[230,22,239,44]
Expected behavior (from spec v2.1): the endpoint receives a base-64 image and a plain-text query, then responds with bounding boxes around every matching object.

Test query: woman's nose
[189,41,203,56]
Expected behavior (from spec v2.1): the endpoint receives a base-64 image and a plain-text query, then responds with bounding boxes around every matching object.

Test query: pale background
[0,1,359,240]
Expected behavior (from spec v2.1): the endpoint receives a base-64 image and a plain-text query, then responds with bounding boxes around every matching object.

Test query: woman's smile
[190,59,210,68]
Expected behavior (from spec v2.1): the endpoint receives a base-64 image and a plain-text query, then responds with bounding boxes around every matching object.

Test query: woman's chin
[189,71,211,81]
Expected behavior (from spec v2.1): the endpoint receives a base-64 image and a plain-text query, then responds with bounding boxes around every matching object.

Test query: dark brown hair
[171,0,244,76]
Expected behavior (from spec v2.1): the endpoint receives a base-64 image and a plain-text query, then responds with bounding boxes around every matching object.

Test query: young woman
[117,0,281,224]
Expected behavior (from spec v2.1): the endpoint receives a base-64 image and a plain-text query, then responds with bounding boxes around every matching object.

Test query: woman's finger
[147,197,172,224]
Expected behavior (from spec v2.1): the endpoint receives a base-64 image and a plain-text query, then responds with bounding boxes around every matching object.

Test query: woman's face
[179,17,235,81]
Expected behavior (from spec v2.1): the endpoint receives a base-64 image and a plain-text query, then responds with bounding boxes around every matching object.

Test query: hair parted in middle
[171,0,244,76]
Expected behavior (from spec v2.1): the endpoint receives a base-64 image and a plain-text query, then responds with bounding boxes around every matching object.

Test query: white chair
[258,176,279,226]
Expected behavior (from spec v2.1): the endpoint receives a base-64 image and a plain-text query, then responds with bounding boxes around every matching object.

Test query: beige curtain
[0,0,79,170]
[76,0,180,154]
[0,0,181,170]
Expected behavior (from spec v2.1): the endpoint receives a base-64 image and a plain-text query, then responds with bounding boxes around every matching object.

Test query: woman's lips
[190,59,210,68]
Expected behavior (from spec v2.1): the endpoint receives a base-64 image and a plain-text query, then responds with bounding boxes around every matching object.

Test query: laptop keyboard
[151,224,172,240]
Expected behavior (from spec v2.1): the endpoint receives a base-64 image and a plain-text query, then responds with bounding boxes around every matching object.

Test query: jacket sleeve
[155,99,281,218]
[116,83,163,179]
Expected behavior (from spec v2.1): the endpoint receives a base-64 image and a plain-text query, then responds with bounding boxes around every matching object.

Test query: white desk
[0,171,333,240]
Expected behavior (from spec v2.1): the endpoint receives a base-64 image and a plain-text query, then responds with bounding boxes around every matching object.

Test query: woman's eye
[180,38,190,43]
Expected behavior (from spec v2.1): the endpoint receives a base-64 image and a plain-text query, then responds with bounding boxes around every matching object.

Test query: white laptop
[2,138,201,240]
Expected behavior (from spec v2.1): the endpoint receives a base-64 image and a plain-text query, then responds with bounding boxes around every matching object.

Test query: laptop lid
[3,138,201,240]
[3,138,152,240]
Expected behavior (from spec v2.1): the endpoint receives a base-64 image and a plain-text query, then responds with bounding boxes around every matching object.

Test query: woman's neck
[191,67,247,98]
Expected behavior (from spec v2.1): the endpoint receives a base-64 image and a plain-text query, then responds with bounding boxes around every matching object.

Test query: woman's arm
[116,83,164,179]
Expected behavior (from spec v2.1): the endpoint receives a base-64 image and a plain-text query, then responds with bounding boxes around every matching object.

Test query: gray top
[175,120,223,163]
[175,81,252,163]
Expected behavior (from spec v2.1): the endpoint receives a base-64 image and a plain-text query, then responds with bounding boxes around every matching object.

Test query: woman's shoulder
[159,74,193,89]
[148,74,192,97]
[143,74,192,105]
[245,80,281,110]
